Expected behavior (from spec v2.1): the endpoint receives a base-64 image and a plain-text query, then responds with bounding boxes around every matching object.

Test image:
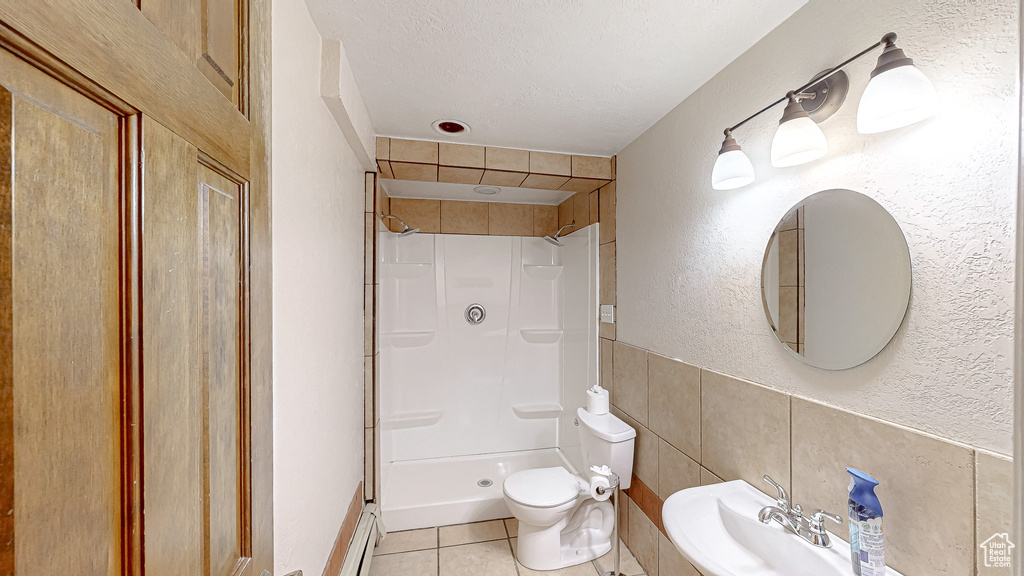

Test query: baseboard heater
[339,504,387,576]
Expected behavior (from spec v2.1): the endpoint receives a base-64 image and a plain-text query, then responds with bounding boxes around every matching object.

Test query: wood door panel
[199,0,241,105]
[0,52,122,575]
[142,119,204,576]
[0,0,250,177]
[199,165,245,576]
[142,125,250,576]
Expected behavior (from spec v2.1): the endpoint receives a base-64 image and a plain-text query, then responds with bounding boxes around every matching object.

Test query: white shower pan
[382,448,576,532]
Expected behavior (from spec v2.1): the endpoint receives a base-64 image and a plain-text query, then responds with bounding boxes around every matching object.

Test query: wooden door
[0,1,271,575]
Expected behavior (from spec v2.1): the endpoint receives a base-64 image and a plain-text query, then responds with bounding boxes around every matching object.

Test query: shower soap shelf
[522,265,563,280]
[512,404,562,420]
[390,330,435,348]
[389,410,443,429]
[389,262,432,279]
[519,329,563,344]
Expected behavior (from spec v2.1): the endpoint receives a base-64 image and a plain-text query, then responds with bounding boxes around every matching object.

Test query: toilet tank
[576,407,636,489]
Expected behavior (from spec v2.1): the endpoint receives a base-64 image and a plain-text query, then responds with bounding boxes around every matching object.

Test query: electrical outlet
[600,305,615,324]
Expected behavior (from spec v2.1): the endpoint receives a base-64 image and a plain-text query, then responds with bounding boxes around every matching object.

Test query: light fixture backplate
[800,69,849,123]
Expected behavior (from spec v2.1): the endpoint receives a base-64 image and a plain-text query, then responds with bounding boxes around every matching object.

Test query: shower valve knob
[465,304,486,325]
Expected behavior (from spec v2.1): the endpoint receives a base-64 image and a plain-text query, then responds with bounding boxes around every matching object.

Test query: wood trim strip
[0,0,251,178]
[0,86,13,576]
[322,482,364,576]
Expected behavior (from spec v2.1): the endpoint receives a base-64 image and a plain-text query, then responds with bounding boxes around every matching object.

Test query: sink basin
[662,480,905,576]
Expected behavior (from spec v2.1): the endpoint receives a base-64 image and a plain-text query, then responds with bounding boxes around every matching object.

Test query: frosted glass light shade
[712,149,755,190]
[857,64,938,134]
[771,116,828,167]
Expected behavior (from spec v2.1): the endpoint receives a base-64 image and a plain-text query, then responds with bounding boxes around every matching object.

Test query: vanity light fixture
[770,92,828,167]
[711,129,755,190]
[711,33,936,190]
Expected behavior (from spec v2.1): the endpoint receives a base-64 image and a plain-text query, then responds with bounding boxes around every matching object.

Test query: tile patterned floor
[369,519,648,576]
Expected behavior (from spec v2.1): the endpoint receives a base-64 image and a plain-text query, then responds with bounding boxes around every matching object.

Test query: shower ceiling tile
[441,200,488,234]
[488,203,533,236]
[438,166,484,185]
[533,205,557,237]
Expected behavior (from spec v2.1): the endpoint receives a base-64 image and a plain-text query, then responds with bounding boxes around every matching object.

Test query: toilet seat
[503,467,582,508]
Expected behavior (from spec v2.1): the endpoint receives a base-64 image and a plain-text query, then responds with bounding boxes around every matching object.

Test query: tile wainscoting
[603,340,1013,576]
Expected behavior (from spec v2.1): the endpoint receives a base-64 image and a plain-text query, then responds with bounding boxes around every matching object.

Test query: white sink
[662,480,905,576]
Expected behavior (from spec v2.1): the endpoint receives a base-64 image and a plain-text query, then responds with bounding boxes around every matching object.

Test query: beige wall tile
[533,205,558,237]
[377,159,394,179]
[701,370,790,492]
[648,354,700,462]
[599,182,616,245]
[600,242,615,306]
[595,538,643,576]
[364,355,373,426]
[699,466,723,486]
[391,162,438,182]
[520,173,569,190]
[364,284,373,356]
[364,213,375,284]
[778,229,798,287]
[373,527,437,556]
[365,172,375,212]
[370,549,437,575]
[613,341,648,425]
[439,520,508,547]
[778,208,797,231]
[389,198,441,233]
[529,151,571,176]
[485,147,530,172]
[627,499,659,576]
[573,191,590,227]
[377,183,390,217]
[659,532,699,576]
[777,287,798,344]
[976,450,1013,576]
[558,199,573,230]
[488,203,534,236]
[790,397,974,576]
[480,169,527,187]
[375,136,390,161]
[364,428,373,501]
[374,423,381,500]
[590,191,599,225]
[438,166,483,185]
[600,320,615,341]
[600,338,614,395]
[441,200,488,235]
[622,413,659,493]
[439,142,485,168]
[390,138,438,164]
[572,155,613,179]
[559,177,606,195]
[658,438,700,501]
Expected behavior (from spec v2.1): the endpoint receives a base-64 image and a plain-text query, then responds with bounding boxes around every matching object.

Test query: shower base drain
[477,479,493,488]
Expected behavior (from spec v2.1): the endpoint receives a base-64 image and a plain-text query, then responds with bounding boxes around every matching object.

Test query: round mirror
[761,189,911,370]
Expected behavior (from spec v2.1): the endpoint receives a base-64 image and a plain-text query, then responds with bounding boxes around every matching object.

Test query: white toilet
[503,407,635,571]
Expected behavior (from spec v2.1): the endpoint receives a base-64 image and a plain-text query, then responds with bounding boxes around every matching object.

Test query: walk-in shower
[377,224,599,531]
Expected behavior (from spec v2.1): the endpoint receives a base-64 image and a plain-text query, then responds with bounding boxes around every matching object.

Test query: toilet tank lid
[576,407,636,442]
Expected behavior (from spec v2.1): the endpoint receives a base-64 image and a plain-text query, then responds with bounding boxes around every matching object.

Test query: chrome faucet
[757,475,842,548]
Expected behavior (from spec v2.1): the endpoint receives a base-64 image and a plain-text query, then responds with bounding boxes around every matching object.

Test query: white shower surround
[617,0,1017,453]
[378,226,598,530]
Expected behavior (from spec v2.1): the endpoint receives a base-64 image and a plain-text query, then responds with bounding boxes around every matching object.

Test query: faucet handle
[762,475,789,510]
[809,509,842,531]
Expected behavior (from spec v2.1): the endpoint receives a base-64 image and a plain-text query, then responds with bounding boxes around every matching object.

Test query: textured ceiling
[305,0,807,156]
